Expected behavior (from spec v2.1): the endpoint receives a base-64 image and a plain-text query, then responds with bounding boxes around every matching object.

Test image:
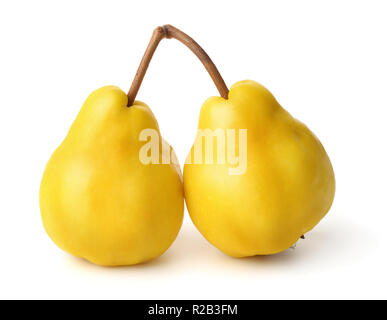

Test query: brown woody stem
[127,25,229,107]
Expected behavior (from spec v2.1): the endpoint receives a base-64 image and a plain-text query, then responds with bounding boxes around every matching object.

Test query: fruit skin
[184,80,335,257]
[40,86,184,266]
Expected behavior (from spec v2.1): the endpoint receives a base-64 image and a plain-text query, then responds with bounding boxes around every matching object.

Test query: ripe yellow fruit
[40,86,184,266]
[184,80,335,257]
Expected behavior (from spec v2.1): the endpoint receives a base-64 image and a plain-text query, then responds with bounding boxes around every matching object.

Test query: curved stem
[126,27,166,107]
[127,25,229,107]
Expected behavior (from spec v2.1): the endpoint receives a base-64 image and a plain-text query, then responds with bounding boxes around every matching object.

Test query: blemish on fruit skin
[293,132,301,142]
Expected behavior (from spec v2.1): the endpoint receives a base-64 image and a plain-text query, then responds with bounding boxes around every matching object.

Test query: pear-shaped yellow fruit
[184,80,335,257]
[40,86,184,266]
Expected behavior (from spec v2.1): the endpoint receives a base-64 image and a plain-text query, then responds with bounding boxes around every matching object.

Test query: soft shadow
[168,225,219,259]
[63,246,177,273]
[221,215,375,271]
[63,214,373,273]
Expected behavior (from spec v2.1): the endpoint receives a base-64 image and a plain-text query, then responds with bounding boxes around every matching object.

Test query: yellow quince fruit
[184,80,335,257]
[40,86,184,266]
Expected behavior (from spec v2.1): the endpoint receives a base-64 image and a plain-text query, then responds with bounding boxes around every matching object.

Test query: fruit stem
[127,25,229,107]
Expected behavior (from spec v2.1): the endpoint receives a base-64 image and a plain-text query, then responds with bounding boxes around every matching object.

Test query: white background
[0,0,386,299]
